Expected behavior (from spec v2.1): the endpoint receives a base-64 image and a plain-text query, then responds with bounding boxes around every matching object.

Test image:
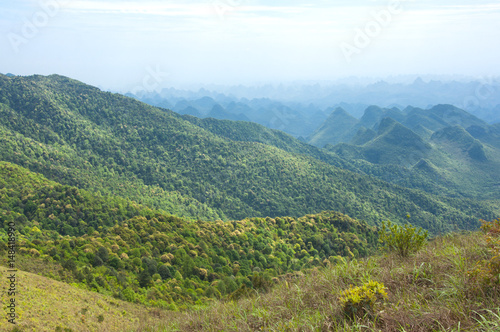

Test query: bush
[469,218,500,290]
[378,221,428,257]
[338,280,388,319]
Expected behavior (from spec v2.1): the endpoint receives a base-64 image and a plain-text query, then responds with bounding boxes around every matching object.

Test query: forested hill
[0,74,497,233]
[309,104,500,200]
[0,160,378,308]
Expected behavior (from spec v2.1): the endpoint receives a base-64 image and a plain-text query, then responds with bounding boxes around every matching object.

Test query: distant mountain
[130,93,326,138]
[189,96,219,113]
[178,105,203,117]
[130,77,500,132]
[350,127,377,146]
[359,106,386,129]
[311,104,490,148]
[466,123,500,150]
[307,108,358,147]
[308,106,413,149]
[207,104,251,122]
[359,118,432,165]
[317,104,500,200]
[431,126,488,162]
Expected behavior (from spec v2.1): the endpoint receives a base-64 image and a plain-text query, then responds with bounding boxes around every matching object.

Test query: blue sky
[1,0,499,91]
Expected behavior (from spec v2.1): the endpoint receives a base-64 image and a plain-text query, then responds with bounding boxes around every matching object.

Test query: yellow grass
[0,266,167,332]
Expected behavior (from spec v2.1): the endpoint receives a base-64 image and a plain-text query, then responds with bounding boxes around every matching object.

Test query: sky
[1,0,500,92]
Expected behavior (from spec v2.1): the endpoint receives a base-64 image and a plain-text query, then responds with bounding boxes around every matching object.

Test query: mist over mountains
[128,77,500,140]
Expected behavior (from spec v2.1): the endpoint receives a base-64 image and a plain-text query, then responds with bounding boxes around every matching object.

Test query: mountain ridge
[0,74,497,232]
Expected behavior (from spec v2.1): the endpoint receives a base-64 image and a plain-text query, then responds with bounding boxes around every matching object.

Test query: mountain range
[1,74,499,330]
[128,77,500,141]
[306,104,500,201]
[1,74,497,233]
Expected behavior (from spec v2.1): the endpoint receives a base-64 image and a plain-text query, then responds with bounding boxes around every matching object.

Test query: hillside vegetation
[0,74,497,233]
[0,161,377,310]
[146,230,500,331]
[9,227,498,331]
[311,105,500,200]
[0,265,168,332]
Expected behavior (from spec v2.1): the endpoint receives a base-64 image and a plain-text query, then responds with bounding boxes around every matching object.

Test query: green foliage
[0,74,495,233]
[338,280,388,319]
[378,220,428,257]
[0,160,380,309]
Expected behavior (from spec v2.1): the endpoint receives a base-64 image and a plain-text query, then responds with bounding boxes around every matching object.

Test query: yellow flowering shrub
[338,280,388,319]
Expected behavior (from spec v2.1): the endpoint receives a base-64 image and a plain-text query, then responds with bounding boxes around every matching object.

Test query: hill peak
[377,117,399,135]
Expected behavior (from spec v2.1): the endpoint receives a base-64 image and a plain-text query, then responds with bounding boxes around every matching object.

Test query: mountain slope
[0,265,167,331]
[361,118,432,165]
[183,113,479,202]
[316,104,500,200]
[307,107,358,147]
[310,104,490,149]
[0,160,378,309]
[0,74,497,232]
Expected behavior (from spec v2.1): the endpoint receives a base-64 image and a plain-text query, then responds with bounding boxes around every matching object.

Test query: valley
[0,74,499,331]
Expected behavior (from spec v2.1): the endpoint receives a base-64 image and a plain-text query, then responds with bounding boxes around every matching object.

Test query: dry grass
[0,266,168,332]
[146,231,500,332]
[3,231,500,331]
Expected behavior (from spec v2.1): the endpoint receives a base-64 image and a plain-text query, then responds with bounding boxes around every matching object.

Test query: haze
[1,0,500,91]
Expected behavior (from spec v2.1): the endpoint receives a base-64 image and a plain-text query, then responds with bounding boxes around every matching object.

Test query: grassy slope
[4,231,500,331]
[153,231,500,331]
[0,265,168,332]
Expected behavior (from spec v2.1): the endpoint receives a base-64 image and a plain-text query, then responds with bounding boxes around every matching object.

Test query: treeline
[0,161,377,309]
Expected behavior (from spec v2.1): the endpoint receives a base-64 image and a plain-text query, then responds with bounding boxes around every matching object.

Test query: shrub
[378,221,428,257]
[338,280,388,319]
[469,218,500,290]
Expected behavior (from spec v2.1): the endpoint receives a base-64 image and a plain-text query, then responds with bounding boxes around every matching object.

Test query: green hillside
[156,230,500,331]
[183,112,497,214]
[357,118,432,165]
[316,104,500,201]
[307,107,358,147]
[0,161,377,309]
[0,74,496,231]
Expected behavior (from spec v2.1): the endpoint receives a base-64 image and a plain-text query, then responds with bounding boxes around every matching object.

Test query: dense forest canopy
[0,74,497,233]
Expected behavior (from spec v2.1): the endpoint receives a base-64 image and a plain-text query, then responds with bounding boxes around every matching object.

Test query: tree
[158,265,172,280]
[97,246,109,262]
[138,269,152,288]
